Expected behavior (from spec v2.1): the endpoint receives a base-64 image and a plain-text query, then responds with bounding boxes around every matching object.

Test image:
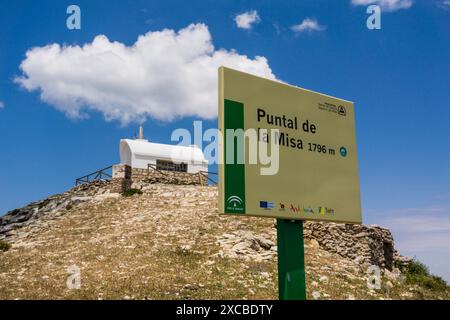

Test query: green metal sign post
[277,219,306,300]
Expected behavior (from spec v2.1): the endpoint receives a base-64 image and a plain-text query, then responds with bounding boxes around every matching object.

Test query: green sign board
[218,67,361,224]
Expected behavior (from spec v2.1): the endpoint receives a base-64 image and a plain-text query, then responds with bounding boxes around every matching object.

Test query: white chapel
[119,126,208,174]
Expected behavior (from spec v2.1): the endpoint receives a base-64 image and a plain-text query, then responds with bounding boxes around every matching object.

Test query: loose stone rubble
[215,230,277,261]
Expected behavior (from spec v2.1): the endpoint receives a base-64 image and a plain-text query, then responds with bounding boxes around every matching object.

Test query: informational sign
[218,67,361,223]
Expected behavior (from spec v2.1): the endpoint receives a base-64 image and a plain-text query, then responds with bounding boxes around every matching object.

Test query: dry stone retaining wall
[303,221,410,271]
[112,164,208,192]
[215,221,411,271]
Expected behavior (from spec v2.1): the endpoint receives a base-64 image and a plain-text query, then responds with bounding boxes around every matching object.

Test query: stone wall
[303,221,410,271]
[216,221,412,271]
[112,164,208,192]
[108,177,132,194]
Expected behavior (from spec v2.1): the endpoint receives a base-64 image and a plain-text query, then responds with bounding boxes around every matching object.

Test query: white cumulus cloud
[234,10,261,30]
[438,0,450,9]
[290,18,326,33]
[351,0,413,11]
[0,101,4,110]
[15,23,276,124]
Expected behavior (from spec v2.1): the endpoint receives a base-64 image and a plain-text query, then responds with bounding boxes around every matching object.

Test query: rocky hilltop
[0,180,448,300]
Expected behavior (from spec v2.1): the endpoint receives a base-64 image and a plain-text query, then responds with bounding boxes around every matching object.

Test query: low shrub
[401,259,448,291]
[122,188,143,197]
[0,240,11,252]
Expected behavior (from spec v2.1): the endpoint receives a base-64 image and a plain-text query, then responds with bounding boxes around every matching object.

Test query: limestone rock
[303,221,411,271]
[216,230,277,261]
[0,180,117,238]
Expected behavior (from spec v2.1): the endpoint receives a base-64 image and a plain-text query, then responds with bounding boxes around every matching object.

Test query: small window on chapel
[156,160,187,172]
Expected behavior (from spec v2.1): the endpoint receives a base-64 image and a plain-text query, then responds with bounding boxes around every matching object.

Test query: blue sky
[0,0,449,281]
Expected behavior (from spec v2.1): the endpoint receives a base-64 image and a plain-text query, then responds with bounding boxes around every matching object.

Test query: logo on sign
[302,206,315,214]
[338,105,347,116]
[260,201,275,210]
[227,195,244,212]
[319,206,335,215]
[340,147,348,157]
